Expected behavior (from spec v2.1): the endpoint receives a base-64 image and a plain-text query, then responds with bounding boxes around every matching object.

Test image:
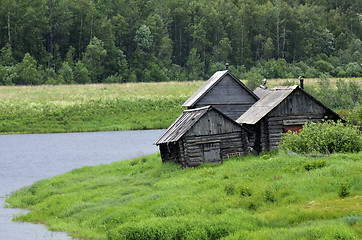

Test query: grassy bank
[0,82,203,134]
[6,152,361,240]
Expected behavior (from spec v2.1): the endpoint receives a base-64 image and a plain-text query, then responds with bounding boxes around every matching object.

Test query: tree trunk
[7,12,11,43]
[79,17,83,59]
[282,26,286,59]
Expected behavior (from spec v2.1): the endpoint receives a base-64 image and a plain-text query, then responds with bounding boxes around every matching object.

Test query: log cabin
[236,85,341,152]
[154,106,250,168]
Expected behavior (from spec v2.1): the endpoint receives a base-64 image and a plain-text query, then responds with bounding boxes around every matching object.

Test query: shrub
[338,107,362,132]
[264,189,276,203]
[338,183,350,198]
[242,67,264,90]
[303,160,326,171]
[236,183,252,197]
[280,120,361,154]
[224,182,235,195]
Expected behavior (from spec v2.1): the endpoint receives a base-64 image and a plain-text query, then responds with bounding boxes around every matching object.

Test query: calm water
[0,130,163,240]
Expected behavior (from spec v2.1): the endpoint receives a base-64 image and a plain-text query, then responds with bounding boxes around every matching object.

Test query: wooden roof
[154,106,246,145]
[182,70,258,107]
[236,85,340,125]
[253,85,270,99]
[155,106,210,145]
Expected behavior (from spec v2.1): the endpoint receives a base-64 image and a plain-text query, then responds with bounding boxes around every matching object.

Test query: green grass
[6,152,362,240]
[0,96,186,133]
[0,82,203,134]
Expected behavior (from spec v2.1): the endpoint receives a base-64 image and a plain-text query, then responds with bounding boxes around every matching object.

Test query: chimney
[298,76,304,89]
[225,63,229,70]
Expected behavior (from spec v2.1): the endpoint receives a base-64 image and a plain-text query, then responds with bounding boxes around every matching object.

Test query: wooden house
[154,106,250,168]
[182,70,259,120]
[236,85,341,152]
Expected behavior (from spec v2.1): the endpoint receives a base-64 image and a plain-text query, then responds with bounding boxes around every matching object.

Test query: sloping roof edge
[182,70,259,107]
[154,106,211,145]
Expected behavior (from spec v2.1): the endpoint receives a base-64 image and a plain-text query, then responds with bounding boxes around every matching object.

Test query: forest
[0,0,361,85]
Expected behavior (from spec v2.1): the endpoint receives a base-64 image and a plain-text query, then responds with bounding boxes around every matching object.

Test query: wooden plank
[269,133,282,138]
[267,114,326,121]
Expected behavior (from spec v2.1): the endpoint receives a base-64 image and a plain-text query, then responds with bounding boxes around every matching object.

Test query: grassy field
[6,152,361,240]
[0,82,203,134]
[1,78,361,134]
[267,77,362,87]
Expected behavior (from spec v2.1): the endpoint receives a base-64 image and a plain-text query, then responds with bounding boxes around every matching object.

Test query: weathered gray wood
[185,110,243,137]
[283,119,309,125]
[269,89,328,117]
[197,75,257,105]
[268,114,326,121]
[182,71,258,121]
[195,104,254,120]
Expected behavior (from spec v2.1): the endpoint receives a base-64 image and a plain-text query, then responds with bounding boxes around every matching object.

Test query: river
[0,130,164,240]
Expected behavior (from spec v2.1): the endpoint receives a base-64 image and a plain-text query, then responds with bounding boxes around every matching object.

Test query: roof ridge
[184,105,211,112]
[271,85,298,90]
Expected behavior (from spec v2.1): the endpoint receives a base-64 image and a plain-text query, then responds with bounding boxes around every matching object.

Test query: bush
[224,182,235,195]
[264,189,276,203]
[241,67,264,90]
[280,121,361,154]
[338,183,350,198]
[303,160,326,171]
[338,107,362,132]
[236,183,252,197]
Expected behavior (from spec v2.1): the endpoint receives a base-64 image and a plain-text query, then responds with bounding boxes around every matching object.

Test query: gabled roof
[154,106,246,145]
[182,70,258,107]
[236,85,340,125]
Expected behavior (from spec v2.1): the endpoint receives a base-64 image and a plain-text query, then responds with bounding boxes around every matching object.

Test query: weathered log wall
[181,131,249,167]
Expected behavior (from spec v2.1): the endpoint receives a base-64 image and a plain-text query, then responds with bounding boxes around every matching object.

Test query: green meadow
[6,152,361,240]
[0,82,203,134]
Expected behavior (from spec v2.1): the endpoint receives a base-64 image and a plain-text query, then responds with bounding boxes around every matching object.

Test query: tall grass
[6,152,362,240]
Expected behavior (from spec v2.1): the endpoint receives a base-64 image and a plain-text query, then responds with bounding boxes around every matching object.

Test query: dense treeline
[0,0,361,85]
